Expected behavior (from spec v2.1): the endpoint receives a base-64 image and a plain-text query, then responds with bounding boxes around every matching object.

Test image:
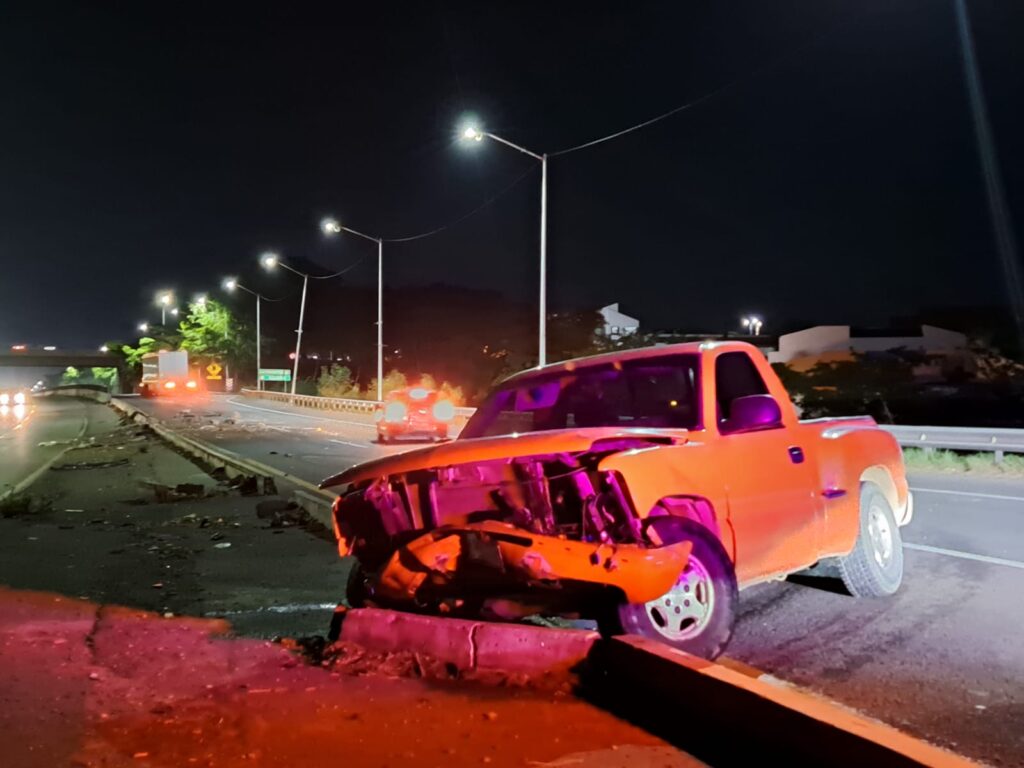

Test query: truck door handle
[788,446,805,464]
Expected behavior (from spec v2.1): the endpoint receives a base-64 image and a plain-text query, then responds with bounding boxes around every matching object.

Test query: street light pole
[223,279,264,390]
[377,237,383,400]
[539,153,548,366]
[260,252,312,397]
[462,127,549,366]
[292,273,308,396]
[321,217,385,400]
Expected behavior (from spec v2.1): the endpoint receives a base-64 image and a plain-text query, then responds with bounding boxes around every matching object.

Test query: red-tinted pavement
[0,586,700,768]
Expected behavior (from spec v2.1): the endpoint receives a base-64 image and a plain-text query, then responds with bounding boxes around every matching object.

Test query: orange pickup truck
[321,341,912,658]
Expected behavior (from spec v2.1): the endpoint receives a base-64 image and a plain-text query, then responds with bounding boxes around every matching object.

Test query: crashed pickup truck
[321,341,912,659]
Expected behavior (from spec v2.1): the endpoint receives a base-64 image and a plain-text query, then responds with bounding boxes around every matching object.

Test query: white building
[599,303,639,340]
[768,325,967,367]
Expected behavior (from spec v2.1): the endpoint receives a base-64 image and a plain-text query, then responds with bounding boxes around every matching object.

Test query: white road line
[904,543,1024,571]
[205,602,337,617]
[224,397,376,429]
[329,438,371,449]
[911,487,1024,502]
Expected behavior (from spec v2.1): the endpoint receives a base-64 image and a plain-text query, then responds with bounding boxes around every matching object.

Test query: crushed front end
[326,433,691,620]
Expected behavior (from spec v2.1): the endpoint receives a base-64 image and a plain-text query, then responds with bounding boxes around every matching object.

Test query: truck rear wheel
[838,483,904,597]
[609,517,738,660]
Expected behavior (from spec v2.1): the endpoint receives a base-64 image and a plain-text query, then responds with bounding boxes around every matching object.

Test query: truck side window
[715,352,768,423]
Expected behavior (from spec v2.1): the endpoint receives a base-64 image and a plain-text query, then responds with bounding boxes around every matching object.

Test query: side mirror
[722,394,782,434]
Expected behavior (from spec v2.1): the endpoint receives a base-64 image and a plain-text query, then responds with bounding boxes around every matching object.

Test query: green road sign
[259,368,292,382]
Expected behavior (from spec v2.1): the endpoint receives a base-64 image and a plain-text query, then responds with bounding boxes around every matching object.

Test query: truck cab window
[715,351,768,423]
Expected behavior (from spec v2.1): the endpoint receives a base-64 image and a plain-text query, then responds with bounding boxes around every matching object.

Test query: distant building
[768,325,968,370]
[599,303,639,340]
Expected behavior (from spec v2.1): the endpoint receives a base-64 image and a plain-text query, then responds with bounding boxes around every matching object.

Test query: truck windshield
[461,353,701,439]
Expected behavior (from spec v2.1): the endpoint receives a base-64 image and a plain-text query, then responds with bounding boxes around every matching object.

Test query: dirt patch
[0,493,54,519]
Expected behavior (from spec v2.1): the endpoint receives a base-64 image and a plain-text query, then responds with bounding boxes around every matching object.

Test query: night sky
[2,1,1022,350]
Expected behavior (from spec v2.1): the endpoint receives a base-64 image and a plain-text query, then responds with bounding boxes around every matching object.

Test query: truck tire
[837,483,904,597]
[610,517,738,660]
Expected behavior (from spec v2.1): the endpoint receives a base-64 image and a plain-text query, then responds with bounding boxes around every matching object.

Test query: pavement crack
[84,603,105,665]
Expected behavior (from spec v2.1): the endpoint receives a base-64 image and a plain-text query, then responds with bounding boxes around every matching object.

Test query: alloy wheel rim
[643,555,715,641]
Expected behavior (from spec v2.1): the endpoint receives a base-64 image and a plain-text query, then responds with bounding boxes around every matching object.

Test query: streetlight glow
[457,117,548,364]
[138,322,149,333]
[260,252,279,270]
[321,217,342,235]
[741,315,764,335]
[223,277,238,291]
[194,294,207,306]
[100,345,109,353]
[157,291,173,306]
[170,307,179,317]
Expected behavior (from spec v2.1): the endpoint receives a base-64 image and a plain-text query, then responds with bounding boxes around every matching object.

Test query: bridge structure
[0,350,129,393]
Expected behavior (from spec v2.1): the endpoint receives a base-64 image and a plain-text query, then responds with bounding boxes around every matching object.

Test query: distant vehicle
[324,341,912,660]
[374,387,456,443]
[0,388,28,406]
[138,350,203,397]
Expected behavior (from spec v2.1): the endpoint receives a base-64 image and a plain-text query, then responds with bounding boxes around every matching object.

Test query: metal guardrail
[239,389,1023,460]
[240,388,379,414]
[239,388,477,421]
[881,425,1024,461]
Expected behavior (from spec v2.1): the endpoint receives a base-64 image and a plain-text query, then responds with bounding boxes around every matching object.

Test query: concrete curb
[336,607,599,675]
[106,397,338,525]
[588,636,982,768]
[337,608,980,768]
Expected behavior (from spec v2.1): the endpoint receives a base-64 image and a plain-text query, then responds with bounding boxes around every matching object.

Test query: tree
[178,298,255,379]
[317,364,361,399]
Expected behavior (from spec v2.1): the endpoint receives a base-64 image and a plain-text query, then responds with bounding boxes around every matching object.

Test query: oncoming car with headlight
[374,387,456,443]
[0,388,29,407]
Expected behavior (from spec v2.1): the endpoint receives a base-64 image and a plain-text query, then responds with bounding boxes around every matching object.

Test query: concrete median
[336,607,980,767]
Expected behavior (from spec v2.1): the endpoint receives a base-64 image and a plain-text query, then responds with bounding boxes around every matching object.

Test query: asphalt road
[128,392,1024,765]
[0,398,700,767]
[1,396,94,496]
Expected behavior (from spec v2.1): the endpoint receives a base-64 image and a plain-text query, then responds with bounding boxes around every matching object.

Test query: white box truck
[139,350,201,397]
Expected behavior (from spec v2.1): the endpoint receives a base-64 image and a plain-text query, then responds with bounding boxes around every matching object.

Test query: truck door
[713,351,822,584]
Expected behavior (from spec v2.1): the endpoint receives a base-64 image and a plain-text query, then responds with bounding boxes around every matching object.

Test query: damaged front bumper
[370,520,691,607]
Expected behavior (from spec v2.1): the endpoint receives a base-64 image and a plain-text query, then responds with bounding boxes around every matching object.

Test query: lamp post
[321,217,385,401]
[156,291,174,325]
[741,316,764,336]
[261,252,308,396]
[461,125,549,366]
[223,278,266,390]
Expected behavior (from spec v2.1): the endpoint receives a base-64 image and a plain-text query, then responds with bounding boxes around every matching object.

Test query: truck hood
[320,427,688,489]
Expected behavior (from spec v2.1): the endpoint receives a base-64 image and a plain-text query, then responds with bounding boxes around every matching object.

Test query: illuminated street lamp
[99,345,109,353]
[193,294,207,307]
[223,277,267,390]
[138,322,149,333]
[460,123,549,366]
[741,316,764,336]
[156,291,174,325]
[321,216,385,401]
[261,252,308,395]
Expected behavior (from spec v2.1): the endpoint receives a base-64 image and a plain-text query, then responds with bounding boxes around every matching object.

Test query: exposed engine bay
[331,438,693,618]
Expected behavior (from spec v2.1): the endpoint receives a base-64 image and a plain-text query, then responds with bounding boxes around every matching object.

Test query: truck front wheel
[610,517,738,660]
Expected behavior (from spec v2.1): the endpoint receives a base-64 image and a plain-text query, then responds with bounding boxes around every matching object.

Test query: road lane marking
[911,487,1024,503]
[904,542,1024,571]
[329,438,371,449]
[205,602,337,617]
[225,397,376,429]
